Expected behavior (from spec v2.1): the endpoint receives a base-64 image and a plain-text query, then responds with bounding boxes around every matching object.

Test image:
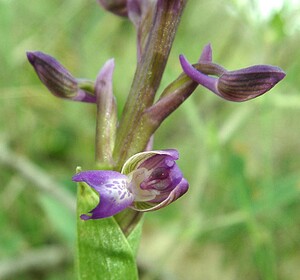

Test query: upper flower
[180,44,286,102]
[72,149,189,220]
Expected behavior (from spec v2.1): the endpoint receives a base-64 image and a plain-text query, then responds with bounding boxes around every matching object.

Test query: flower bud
[217,65,286,101]
[180,47,286,102]
[27,51,96,103]
[97,0,128,17]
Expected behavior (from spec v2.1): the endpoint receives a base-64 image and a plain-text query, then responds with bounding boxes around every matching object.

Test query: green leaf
[76,183,140,280]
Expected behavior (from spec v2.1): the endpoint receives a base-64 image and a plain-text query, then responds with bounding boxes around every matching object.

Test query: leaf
[76,183,140,280]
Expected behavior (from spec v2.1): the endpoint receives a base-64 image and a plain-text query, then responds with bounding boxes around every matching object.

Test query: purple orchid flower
[27,51,96,103]
[72,149,189,220]
[180,45,286,102]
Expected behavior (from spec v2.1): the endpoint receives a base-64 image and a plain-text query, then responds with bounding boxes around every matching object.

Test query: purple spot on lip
[120,192,126,199]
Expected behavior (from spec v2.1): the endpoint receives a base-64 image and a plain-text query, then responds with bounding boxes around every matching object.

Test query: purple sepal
[27,51,96,103]
[72,171,134,219]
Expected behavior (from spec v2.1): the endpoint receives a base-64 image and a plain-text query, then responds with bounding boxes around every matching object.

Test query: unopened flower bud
[27,51,96,103]
[180,46,286,102]
[98,0,128,17]
[217,65,286,101]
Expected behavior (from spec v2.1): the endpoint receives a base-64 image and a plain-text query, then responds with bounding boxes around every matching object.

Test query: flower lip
[72,170,134,220]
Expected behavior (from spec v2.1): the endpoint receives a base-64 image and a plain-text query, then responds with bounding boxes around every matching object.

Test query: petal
[72,171,134,219]
[130,177,189,212]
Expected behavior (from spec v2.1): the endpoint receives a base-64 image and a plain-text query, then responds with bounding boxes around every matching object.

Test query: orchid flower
[72,149,188,220]
[180,44,286,102]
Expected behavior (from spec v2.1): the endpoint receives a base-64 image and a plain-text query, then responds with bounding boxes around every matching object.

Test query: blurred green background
[1,0,300,279]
